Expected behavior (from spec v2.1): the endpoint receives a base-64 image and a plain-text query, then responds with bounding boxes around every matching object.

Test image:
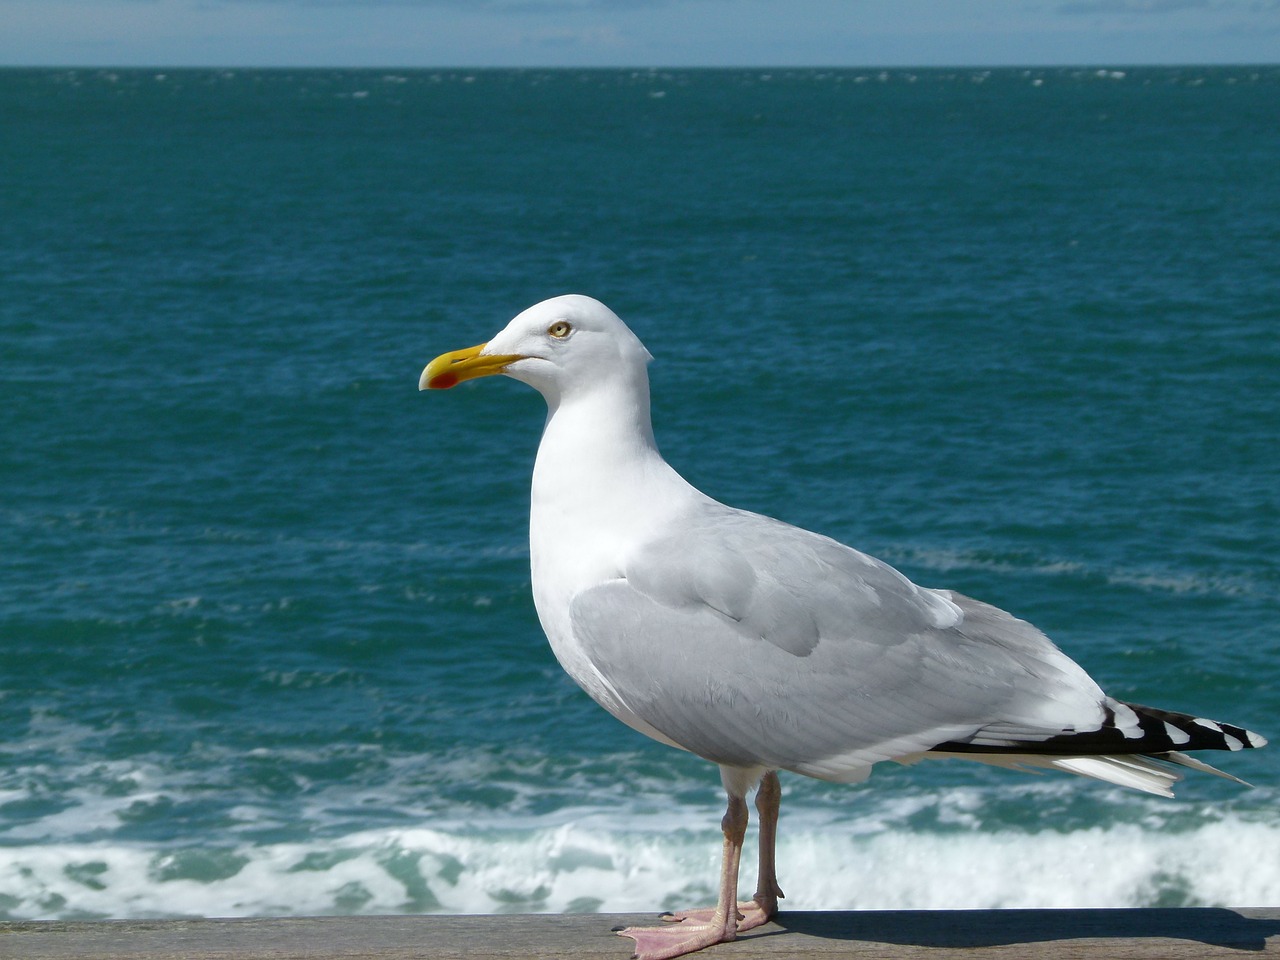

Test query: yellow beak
[419,342,524,390]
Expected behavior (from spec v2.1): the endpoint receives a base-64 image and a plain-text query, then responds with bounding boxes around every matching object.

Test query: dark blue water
[1,66,1276,919]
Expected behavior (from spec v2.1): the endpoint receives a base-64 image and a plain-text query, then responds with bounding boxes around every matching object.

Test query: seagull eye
[548,321,572,339]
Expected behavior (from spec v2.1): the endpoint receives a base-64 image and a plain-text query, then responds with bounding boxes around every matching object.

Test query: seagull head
[420,295,653,403]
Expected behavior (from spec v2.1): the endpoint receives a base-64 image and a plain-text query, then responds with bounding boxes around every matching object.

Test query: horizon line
[3,60,1278,72]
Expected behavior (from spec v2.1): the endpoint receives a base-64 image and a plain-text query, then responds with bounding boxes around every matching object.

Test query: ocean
[1,65,1276,921]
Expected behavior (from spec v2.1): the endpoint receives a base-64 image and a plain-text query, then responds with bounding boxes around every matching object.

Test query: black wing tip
[1122,701,1267,753]
[932,700,1266,758]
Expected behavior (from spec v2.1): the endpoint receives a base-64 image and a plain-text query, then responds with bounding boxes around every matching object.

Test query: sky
[1,0,1278,68]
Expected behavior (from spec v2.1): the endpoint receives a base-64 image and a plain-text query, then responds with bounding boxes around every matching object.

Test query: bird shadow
[755,908,1280,952]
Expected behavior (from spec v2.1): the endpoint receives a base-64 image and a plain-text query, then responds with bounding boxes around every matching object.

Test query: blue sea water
[1,66,1277,920]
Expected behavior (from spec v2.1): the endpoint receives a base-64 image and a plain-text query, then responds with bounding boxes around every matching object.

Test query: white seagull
[421,295,1266,960]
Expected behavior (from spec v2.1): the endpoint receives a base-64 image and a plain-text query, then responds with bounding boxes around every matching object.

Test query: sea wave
[3,791,1276,920]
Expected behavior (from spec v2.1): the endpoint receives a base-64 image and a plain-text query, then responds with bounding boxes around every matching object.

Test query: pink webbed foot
[617,893,780,960]
[616,910,737,960]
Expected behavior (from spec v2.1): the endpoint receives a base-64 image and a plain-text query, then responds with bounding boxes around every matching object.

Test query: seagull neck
[533,377,669,488]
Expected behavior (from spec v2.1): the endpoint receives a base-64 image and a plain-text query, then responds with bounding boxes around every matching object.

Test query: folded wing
[568,503,1264,794]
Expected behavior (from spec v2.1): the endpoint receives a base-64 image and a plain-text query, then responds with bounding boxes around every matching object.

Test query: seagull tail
[924,700,1266,798]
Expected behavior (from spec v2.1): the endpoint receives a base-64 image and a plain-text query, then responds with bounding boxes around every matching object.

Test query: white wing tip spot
[1111,702,1145,740]
[1162,721,1191,745]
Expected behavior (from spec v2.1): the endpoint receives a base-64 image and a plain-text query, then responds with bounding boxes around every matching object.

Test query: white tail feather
[911,751,1231,798]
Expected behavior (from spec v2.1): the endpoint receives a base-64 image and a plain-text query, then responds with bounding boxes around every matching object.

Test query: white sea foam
[3,807,1277,921]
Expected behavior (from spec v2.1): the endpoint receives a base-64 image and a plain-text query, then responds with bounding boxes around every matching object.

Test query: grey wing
[568,505,1110,781]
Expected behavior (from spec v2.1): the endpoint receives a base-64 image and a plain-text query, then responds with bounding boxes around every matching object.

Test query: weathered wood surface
[2,908,1278,959]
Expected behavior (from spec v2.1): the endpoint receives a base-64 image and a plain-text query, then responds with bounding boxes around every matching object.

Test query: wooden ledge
[2,908,1278,959]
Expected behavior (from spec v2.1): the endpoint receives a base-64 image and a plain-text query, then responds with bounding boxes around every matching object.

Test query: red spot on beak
[429,372,459,390]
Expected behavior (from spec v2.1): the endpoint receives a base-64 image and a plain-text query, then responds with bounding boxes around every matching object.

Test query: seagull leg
[654,771,784,932]
[617,791,749,960]
[740,770,784,930]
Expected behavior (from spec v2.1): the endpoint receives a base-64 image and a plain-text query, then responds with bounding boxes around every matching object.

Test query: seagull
[421,294,1266,960]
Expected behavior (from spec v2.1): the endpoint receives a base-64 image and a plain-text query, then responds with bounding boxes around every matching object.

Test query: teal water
[1,66,1277,919]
